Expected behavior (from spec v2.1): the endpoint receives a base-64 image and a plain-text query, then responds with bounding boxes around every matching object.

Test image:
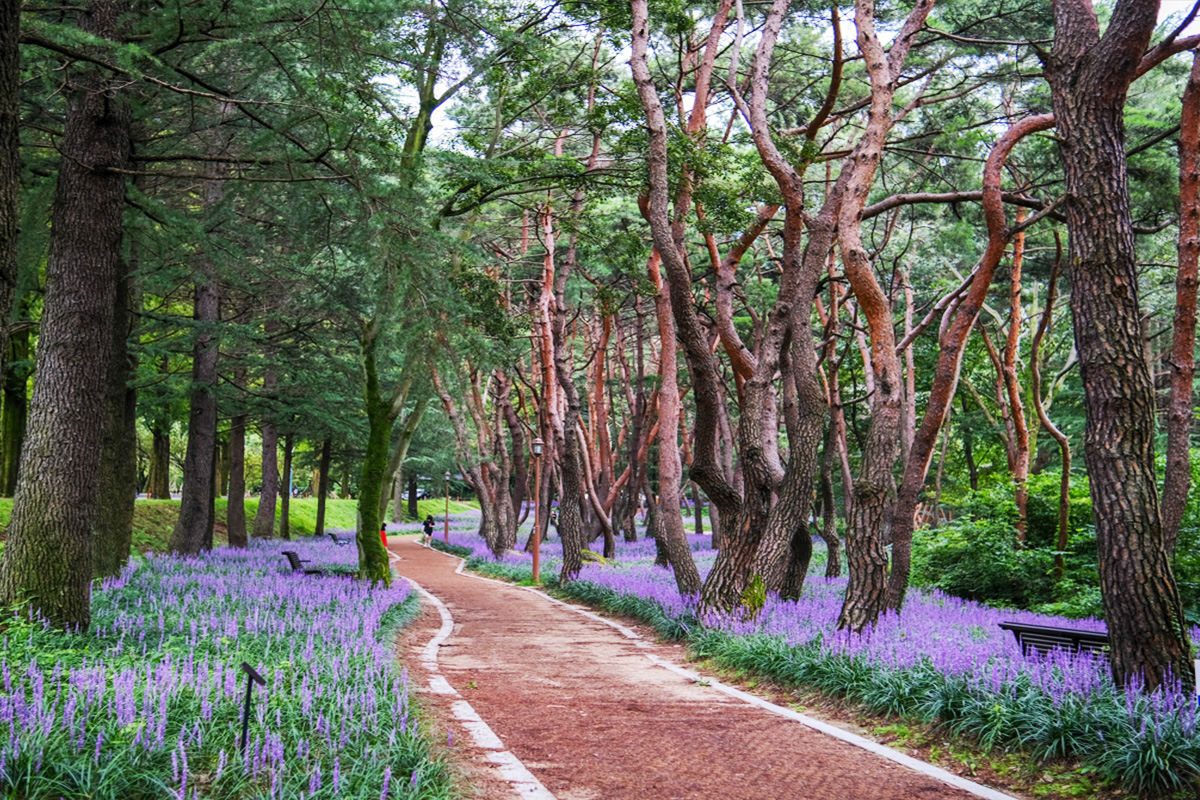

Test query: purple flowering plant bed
[0,540,457,800]
[443,522,1200,794]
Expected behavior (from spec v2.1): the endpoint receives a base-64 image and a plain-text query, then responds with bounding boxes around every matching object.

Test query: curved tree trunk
[0,0,131,628]
[886,114,1054,611]
[647,249,703,595]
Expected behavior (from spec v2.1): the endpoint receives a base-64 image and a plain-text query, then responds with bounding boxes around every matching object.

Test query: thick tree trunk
[169,277,220,554]
[0,327,29,497]
[1162,51,1200,553]
[314,437,331,536]
[227,413,247,547]
[93,262,137,578]
[355,330,392,584]
[647,250,703,595]
[0,0,130,628]
[1046,0,1192,691]
[631,0,742,604]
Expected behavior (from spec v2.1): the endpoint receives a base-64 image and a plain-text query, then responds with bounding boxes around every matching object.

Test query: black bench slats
[281,550,328,577]
[328,533,350,547]
[998,621,1108,658]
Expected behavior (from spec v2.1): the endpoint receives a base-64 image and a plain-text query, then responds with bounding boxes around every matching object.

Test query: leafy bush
[911,477,1100,617]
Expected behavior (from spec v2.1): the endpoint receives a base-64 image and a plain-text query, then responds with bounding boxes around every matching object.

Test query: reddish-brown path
[388,536,1015,800]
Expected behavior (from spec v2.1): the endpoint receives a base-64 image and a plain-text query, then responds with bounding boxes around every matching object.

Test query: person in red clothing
[380,523,388,548]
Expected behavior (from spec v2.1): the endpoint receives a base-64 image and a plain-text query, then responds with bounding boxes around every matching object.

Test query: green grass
[0,496,480,558]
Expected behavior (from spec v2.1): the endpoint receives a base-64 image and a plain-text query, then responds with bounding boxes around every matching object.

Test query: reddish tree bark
[1161,50,1200,554]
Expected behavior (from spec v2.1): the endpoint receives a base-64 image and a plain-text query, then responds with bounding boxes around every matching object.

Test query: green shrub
[911,479,1100,616]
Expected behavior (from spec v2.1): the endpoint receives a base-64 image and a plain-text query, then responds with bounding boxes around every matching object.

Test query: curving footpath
[387,536,1019,800]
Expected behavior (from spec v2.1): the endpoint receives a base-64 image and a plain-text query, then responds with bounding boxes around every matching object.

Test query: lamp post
[531,437,544,584]
[444,471,451,543]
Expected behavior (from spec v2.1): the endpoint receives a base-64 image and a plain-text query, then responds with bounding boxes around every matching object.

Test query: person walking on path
[422,515,435,545]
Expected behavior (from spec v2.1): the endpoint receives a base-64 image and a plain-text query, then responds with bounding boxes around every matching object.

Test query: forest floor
[386,535,1018,800]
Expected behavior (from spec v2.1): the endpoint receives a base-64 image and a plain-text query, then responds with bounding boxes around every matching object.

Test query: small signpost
[240,662,266,752]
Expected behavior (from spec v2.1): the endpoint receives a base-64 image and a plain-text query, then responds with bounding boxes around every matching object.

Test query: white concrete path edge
[387,551,558,800]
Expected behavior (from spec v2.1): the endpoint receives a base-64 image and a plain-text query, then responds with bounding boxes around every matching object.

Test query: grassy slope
[0,497,479,554]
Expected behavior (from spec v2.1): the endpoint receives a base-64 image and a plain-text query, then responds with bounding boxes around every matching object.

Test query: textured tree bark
[169,276,220,555]
[647,249,703,595]
[314,437,332,537]
[1161,51,1200,553]
[631,0,743,606]
[835,0,934,632]
[252,379,280,540]
[0,0,130,628]
[227,412,247,548]
[0,0,17,398]
[93,260,137,578]
[1045,0,1192,691]
[0,328,29,497]
[354,326,393,584]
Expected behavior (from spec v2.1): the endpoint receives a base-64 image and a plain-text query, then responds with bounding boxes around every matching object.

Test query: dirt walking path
[388,536,1015,800]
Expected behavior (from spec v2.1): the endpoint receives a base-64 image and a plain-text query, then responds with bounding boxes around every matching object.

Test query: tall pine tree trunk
[169,275,219,554]
[93,257,137,578]
[1045,0,1192,691]
[315,437,331,536]
[0,0,131,628]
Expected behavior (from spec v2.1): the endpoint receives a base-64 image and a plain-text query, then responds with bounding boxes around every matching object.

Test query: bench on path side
[998,620,1108,658]
[328,533,351,547]
[282,550,329,577]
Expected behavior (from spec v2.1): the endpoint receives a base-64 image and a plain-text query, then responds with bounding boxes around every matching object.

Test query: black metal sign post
[239,662,266,753]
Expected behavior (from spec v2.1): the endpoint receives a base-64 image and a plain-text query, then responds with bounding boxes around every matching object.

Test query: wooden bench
[998,621,1108,658]
[281,550,328,577]
[328,533,350,547]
